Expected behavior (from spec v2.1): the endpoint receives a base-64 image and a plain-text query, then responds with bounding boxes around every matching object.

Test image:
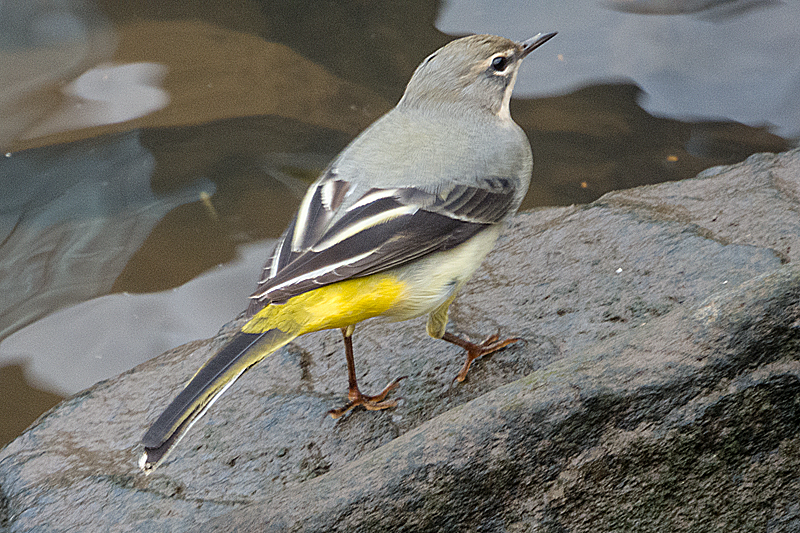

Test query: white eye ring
[490,54,510,73]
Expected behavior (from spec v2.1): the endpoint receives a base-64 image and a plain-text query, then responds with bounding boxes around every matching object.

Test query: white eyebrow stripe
[311,205,418,252]
[251,249,377,299]
[346,188,402,211]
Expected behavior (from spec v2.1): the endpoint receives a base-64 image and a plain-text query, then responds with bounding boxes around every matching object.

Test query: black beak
[519,32,557,58]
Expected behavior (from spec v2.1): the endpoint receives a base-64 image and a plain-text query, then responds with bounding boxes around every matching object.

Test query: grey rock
[1,148,799,532]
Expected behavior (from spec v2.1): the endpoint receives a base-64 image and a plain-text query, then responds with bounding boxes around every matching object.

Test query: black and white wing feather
[248,171,516,310]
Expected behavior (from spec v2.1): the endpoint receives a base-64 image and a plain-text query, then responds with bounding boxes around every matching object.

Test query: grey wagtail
[140,32,557,473]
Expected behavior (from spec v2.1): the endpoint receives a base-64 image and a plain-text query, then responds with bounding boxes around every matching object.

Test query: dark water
[0,0,796,446]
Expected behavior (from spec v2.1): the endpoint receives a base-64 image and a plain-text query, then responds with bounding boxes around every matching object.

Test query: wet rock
[1,148,799,532]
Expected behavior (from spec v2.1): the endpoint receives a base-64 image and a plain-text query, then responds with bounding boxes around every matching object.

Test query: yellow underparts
[242,274,409,336]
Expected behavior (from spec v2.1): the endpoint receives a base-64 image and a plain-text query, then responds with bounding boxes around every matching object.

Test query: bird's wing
[250,170,517,306]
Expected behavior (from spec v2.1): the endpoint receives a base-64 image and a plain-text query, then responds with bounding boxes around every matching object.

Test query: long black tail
[140,328,296,473]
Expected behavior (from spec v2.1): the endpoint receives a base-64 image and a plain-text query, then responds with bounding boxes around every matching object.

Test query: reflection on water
[515,83,789,207]
[1,242,271,396]
[0,132,213,341]
[603,0,781,20]
[0,0,116,147]
[0,0,796,447]
[116,116,351,292]
[23,61,170,140]
[0,363,64,447]
[438,0,800,137]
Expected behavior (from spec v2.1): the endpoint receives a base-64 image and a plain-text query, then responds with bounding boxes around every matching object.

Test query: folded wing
[250,173,517,307]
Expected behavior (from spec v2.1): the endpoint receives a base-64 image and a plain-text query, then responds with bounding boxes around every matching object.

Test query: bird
[140,31,557,474]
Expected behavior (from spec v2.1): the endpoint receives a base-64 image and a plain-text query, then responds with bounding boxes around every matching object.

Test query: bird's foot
[328,376,407,419]
[445,332,522,383]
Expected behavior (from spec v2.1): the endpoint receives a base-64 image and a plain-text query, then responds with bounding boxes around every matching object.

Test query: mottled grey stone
[1,149,798,532]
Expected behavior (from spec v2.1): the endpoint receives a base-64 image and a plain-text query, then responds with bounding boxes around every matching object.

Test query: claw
[442,331,521,383]
[328,376,407,419]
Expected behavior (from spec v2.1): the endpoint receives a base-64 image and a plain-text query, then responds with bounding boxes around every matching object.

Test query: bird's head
[399,32,556,119]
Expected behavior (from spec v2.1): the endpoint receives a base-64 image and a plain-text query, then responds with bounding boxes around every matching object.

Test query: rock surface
[1,149,799,532]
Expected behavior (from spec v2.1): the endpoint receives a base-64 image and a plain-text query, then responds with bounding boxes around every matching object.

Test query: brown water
[0,0,795,447]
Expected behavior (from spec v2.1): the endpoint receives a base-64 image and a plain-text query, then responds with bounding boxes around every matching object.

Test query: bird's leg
[442,331,521,382]
[328,326,406,419]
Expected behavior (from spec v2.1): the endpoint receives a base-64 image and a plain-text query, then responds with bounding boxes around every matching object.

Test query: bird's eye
[490,55,509,72]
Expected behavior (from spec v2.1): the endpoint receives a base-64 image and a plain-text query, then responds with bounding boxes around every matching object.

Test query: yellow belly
[242,225,502,336]
[242,274,409,335]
